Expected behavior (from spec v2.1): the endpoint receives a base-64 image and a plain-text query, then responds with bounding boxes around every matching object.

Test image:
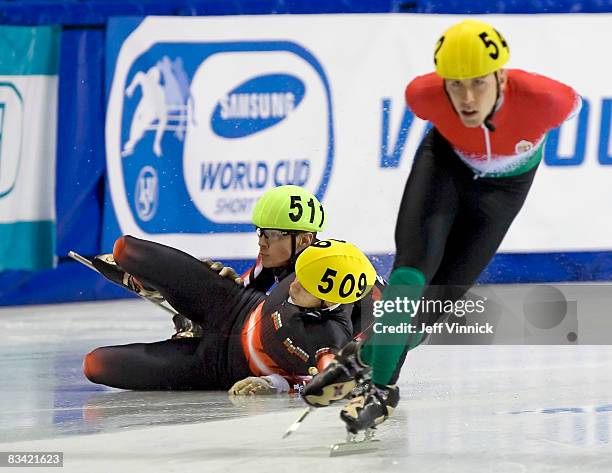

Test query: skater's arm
[303,306,354,354]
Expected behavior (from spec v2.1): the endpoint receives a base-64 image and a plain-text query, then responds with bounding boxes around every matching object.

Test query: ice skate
[92,254,165,303]
[302,340,371,408]
[328,383,398,456]
[69,251,178,317]
[340,382,399,434]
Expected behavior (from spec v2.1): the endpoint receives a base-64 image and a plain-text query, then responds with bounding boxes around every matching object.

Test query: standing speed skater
[303,18,581,439]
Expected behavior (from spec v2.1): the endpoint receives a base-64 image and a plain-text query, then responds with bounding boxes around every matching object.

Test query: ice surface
[1,299,611,472]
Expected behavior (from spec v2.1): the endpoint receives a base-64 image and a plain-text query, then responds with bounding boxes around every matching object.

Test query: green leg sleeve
[361,266,426,386]
[359,342,374,366]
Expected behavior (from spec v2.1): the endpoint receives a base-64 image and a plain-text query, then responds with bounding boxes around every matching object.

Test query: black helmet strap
[483,71,502,132]
[290,234,298,265]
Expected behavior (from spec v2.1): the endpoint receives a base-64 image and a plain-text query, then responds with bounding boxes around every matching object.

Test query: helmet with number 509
[295,239,377,304]
[252,185,325,233]
[434,19,510,80]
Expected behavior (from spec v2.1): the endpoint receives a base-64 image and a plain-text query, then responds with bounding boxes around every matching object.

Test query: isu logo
[134,166,158,222]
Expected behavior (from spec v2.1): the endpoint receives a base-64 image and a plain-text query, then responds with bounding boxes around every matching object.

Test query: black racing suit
[83,236,354,390]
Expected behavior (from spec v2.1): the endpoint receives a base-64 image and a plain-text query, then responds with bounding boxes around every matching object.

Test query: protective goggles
[256,227,299,242]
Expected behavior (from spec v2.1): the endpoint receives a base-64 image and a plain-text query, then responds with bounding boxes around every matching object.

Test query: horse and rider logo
[108,37,334,239]
[121,56,193,159]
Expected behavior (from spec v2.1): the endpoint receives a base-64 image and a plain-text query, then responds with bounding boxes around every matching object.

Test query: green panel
[0,221,55,270]
[0,26,61,75]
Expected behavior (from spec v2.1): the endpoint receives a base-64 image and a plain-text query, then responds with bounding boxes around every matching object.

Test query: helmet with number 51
[251,185,325,269]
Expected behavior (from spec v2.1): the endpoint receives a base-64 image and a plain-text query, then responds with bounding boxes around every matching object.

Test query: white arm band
[262,374,290,393]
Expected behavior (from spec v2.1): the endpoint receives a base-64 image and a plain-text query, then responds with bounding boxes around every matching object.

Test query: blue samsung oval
[211,74,305,139]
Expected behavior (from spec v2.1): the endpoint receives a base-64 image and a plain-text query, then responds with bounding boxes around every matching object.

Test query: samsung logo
[220,92,296,120]
[212,73,305,138]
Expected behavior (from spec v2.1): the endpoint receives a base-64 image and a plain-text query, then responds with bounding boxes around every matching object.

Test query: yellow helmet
[252,185,325,233]
[295,239,377,304]
[434,19,510,80]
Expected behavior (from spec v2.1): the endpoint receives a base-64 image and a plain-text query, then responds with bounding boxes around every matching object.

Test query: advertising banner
[104,15,612,259]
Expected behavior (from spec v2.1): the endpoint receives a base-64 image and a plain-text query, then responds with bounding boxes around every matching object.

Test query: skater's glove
[228,376,278,395]
[219,266,243,285]
[202,259,243,285]
[201,259,223,272]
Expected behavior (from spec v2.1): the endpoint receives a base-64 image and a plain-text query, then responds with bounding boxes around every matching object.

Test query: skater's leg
[361,129,461,386]
[336,152,539,436]
[83,338,218,390]
[304,131,463,409]
[430,164,539,286]
[383,163,539,385]
[112,235,246,327]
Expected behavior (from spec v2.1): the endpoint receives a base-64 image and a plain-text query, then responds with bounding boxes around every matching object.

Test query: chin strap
[273,233,308,283]
[288,234,298,268]
[483,71,502,132]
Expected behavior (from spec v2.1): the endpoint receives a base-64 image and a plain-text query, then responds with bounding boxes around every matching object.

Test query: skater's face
[444,70,507,127]
[257,229,314,268]
[288,279,323,308]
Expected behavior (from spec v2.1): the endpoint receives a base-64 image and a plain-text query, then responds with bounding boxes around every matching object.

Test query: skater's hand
[219,266,243,285]
[202,259,243,285]
[201,259,223,272]
[228,376,276,395]
[202,259,243,286]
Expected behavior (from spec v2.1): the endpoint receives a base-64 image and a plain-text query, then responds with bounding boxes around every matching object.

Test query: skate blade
[282,407,314,439]
[68,251,98,272]
[69,251,178,317]
[329,439,380,457]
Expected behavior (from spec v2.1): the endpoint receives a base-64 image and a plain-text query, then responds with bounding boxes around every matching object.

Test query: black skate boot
[340,382,400,434]
[302,341,371,408]
[92,254,165,303]
[171,314,204,339]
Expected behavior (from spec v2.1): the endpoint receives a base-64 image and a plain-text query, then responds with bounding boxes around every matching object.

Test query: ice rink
[2,298,612,472]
